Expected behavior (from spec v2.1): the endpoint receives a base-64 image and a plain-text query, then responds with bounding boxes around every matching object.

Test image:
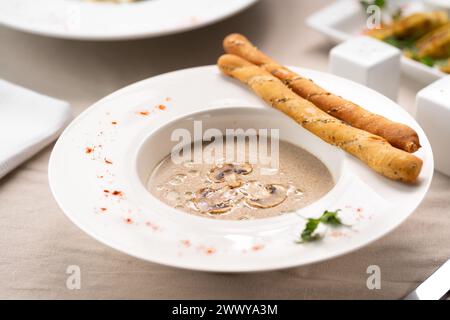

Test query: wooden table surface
[1,0,449,299]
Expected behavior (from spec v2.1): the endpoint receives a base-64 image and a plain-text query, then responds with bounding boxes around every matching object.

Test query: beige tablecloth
[1,0,449,300]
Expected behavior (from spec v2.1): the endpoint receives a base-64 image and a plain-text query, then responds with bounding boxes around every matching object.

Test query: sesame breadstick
[223,33,421,153]
[217,54,422,183]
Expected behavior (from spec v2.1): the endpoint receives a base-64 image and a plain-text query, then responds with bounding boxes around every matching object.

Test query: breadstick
[217,54,422,183]
[223,33,421,153]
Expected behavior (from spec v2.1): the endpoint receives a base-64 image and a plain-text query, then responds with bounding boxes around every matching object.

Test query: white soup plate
[48,66,433,272]
[0,0,259,40]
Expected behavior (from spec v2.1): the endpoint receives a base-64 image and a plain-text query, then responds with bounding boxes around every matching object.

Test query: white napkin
[0,80,72,179]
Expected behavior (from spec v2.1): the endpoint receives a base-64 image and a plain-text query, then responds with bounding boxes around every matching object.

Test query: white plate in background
[48,66,433,272]
[307,0,448,85]
[0,0,259,40]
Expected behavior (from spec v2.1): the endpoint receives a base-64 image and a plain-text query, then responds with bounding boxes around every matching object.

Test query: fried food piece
[366,11,448,41]
[416,23,450,59]
[223,33,421,153]
[365,25,395,40]
[392,11,448,40]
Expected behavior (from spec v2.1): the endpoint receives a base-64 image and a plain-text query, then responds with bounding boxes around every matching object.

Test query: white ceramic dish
[48,66,433,272]
[0,0,259,40]
[416,76,450,177]
[307,0,448,85]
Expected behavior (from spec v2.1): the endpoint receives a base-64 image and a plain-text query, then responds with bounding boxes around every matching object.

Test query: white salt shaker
[330,36,401,101]
[416,76,450,177]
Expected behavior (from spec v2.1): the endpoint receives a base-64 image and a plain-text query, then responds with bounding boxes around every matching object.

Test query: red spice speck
[252,244,265,252]
[112,190,123,197]
[330,230,346,238]
[157,104,166,110]
[357,207,363,213]
[97,175,104,179]
[181,239,191,247]
[103,189,110,193]
[104,159,113,164]
[205,248,215,255]
[137,111,150,116]
[111,121,118,125]
[100,207,107,212]
[85,147,93,154]
[124,218,133,224]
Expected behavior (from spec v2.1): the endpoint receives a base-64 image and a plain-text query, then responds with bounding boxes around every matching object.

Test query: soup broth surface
[147,138,334,220]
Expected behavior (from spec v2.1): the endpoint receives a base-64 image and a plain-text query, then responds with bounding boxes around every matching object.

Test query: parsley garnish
[296,210,344,244]
[320,210,344,225]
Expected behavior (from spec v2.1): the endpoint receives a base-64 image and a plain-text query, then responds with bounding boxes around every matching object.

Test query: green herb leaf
[297,209,344,244]
[360,0,386,10]
[320,210,343,226]
[384,37,416,50]
[298,219,321,243]
[419,56,437,67]
[375,0,386,8]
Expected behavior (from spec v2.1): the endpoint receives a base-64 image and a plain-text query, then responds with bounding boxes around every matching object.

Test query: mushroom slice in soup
[192,186,243,214]
[240,181,288,209]
[208,163,253,188]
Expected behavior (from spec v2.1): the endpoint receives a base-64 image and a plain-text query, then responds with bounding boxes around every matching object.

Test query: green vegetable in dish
[418,56,437,67]
[360,0,386,10]
[384,36,416,50]
[366,10,450,72]
[296,210,346,244]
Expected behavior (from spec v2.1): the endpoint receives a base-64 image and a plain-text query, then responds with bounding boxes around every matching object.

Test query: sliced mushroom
[233,163,253,175]
[192,186,243,215]
[208,163,253,188]
[240,181,287,209]
[223,171,242,188]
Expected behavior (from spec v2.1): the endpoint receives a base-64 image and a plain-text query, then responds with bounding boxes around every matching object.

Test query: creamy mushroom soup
[147,138,334,220]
